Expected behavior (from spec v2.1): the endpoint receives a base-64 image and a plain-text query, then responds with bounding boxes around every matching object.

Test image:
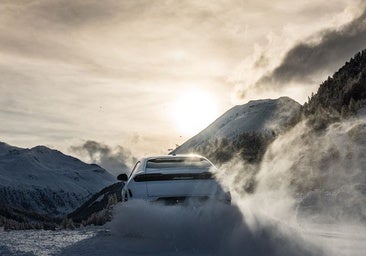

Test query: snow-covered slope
[0,142,116,215]
[173,97,301,154]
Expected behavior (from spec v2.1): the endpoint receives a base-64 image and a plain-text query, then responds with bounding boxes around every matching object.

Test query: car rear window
[146,157,212,169]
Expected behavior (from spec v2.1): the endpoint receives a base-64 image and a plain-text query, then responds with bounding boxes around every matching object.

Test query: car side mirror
[117,173,128,181]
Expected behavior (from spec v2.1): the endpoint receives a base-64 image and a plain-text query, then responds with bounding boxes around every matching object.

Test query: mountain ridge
[0,142,116,216]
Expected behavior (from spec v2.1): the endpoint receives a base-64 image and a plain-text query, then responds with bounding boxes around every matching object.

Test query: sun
[170,90,219,136]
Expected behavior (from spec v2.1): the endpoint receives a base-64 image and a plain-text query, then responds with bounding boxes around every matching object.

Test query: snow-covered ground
[0,201,365,256]
[0,228,98,256]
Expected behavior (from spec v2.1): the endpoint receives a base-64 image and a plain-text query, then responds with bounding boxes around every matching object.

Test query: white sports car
[117,155,231,205]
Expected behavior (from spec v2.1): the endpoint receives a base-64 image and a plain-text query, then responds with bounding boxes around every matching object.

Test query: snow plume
[70,140,136,175]
[95,200,319,256]
[212,114,366,255]
[241,117,366,223]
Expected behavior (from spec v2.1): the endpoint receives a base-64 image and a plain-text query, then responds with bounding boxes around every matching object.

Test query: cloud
[264,9,366,84]
[3,0,136,28]
[70,140,136,175]
[234,3,366,101]
[0,1,150,72]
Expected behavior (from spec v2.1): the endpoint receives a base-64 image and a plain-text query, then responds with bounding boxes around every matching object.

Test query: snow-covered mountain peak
[31,145,55,154]
[218,96,300,134]
[173,97,301,155]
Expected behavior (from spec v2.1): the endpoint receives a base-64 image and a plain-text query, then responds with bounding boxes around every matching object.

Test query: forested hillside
[304,49,366,117]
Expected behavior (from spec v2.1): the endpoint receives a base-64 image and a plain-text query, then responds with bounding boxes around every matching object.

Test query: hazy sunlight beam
[170,90,219,136]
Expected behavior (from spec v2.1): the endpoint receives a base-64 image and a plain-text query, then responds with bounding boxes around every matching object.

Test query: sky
[1,0,366,167]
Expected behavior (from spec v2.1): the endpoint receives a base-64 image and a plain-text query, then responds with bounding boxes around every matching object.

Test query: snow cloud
[257,118,366,222]
[192,113,366,254]
[70,140,136,175]
[215,114,366,226]
[61,200,322,255]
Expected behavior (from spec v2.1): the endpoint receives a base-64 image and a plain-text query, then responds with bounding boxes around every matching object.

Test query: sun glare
[170,90,219,136]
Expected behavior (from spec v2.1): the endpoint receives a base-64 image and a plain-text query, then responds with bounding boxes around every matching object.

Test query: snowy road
[58,226,366,256]
[1,202,365,256]
[0,229,97,256]
[0,224,365,256]
[301,223,366,256]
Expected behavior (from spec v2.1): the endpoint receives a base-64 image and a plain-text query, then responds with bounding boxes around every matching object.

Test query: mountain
[172,97,301,164]
[0,142,116,216]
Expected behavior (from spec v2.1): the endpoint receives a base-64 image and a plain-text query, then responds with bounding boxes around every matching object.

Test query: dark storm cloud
[70,140,136,175]
[251,6,366,92]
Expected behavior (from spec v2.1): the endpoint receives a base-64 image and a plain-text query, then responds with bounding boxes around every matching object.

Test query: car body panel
[146,179,218,197]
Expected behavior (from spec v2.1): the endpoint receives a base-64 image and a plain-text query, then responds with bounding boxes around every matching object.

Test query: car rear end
[123,155,231,205]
